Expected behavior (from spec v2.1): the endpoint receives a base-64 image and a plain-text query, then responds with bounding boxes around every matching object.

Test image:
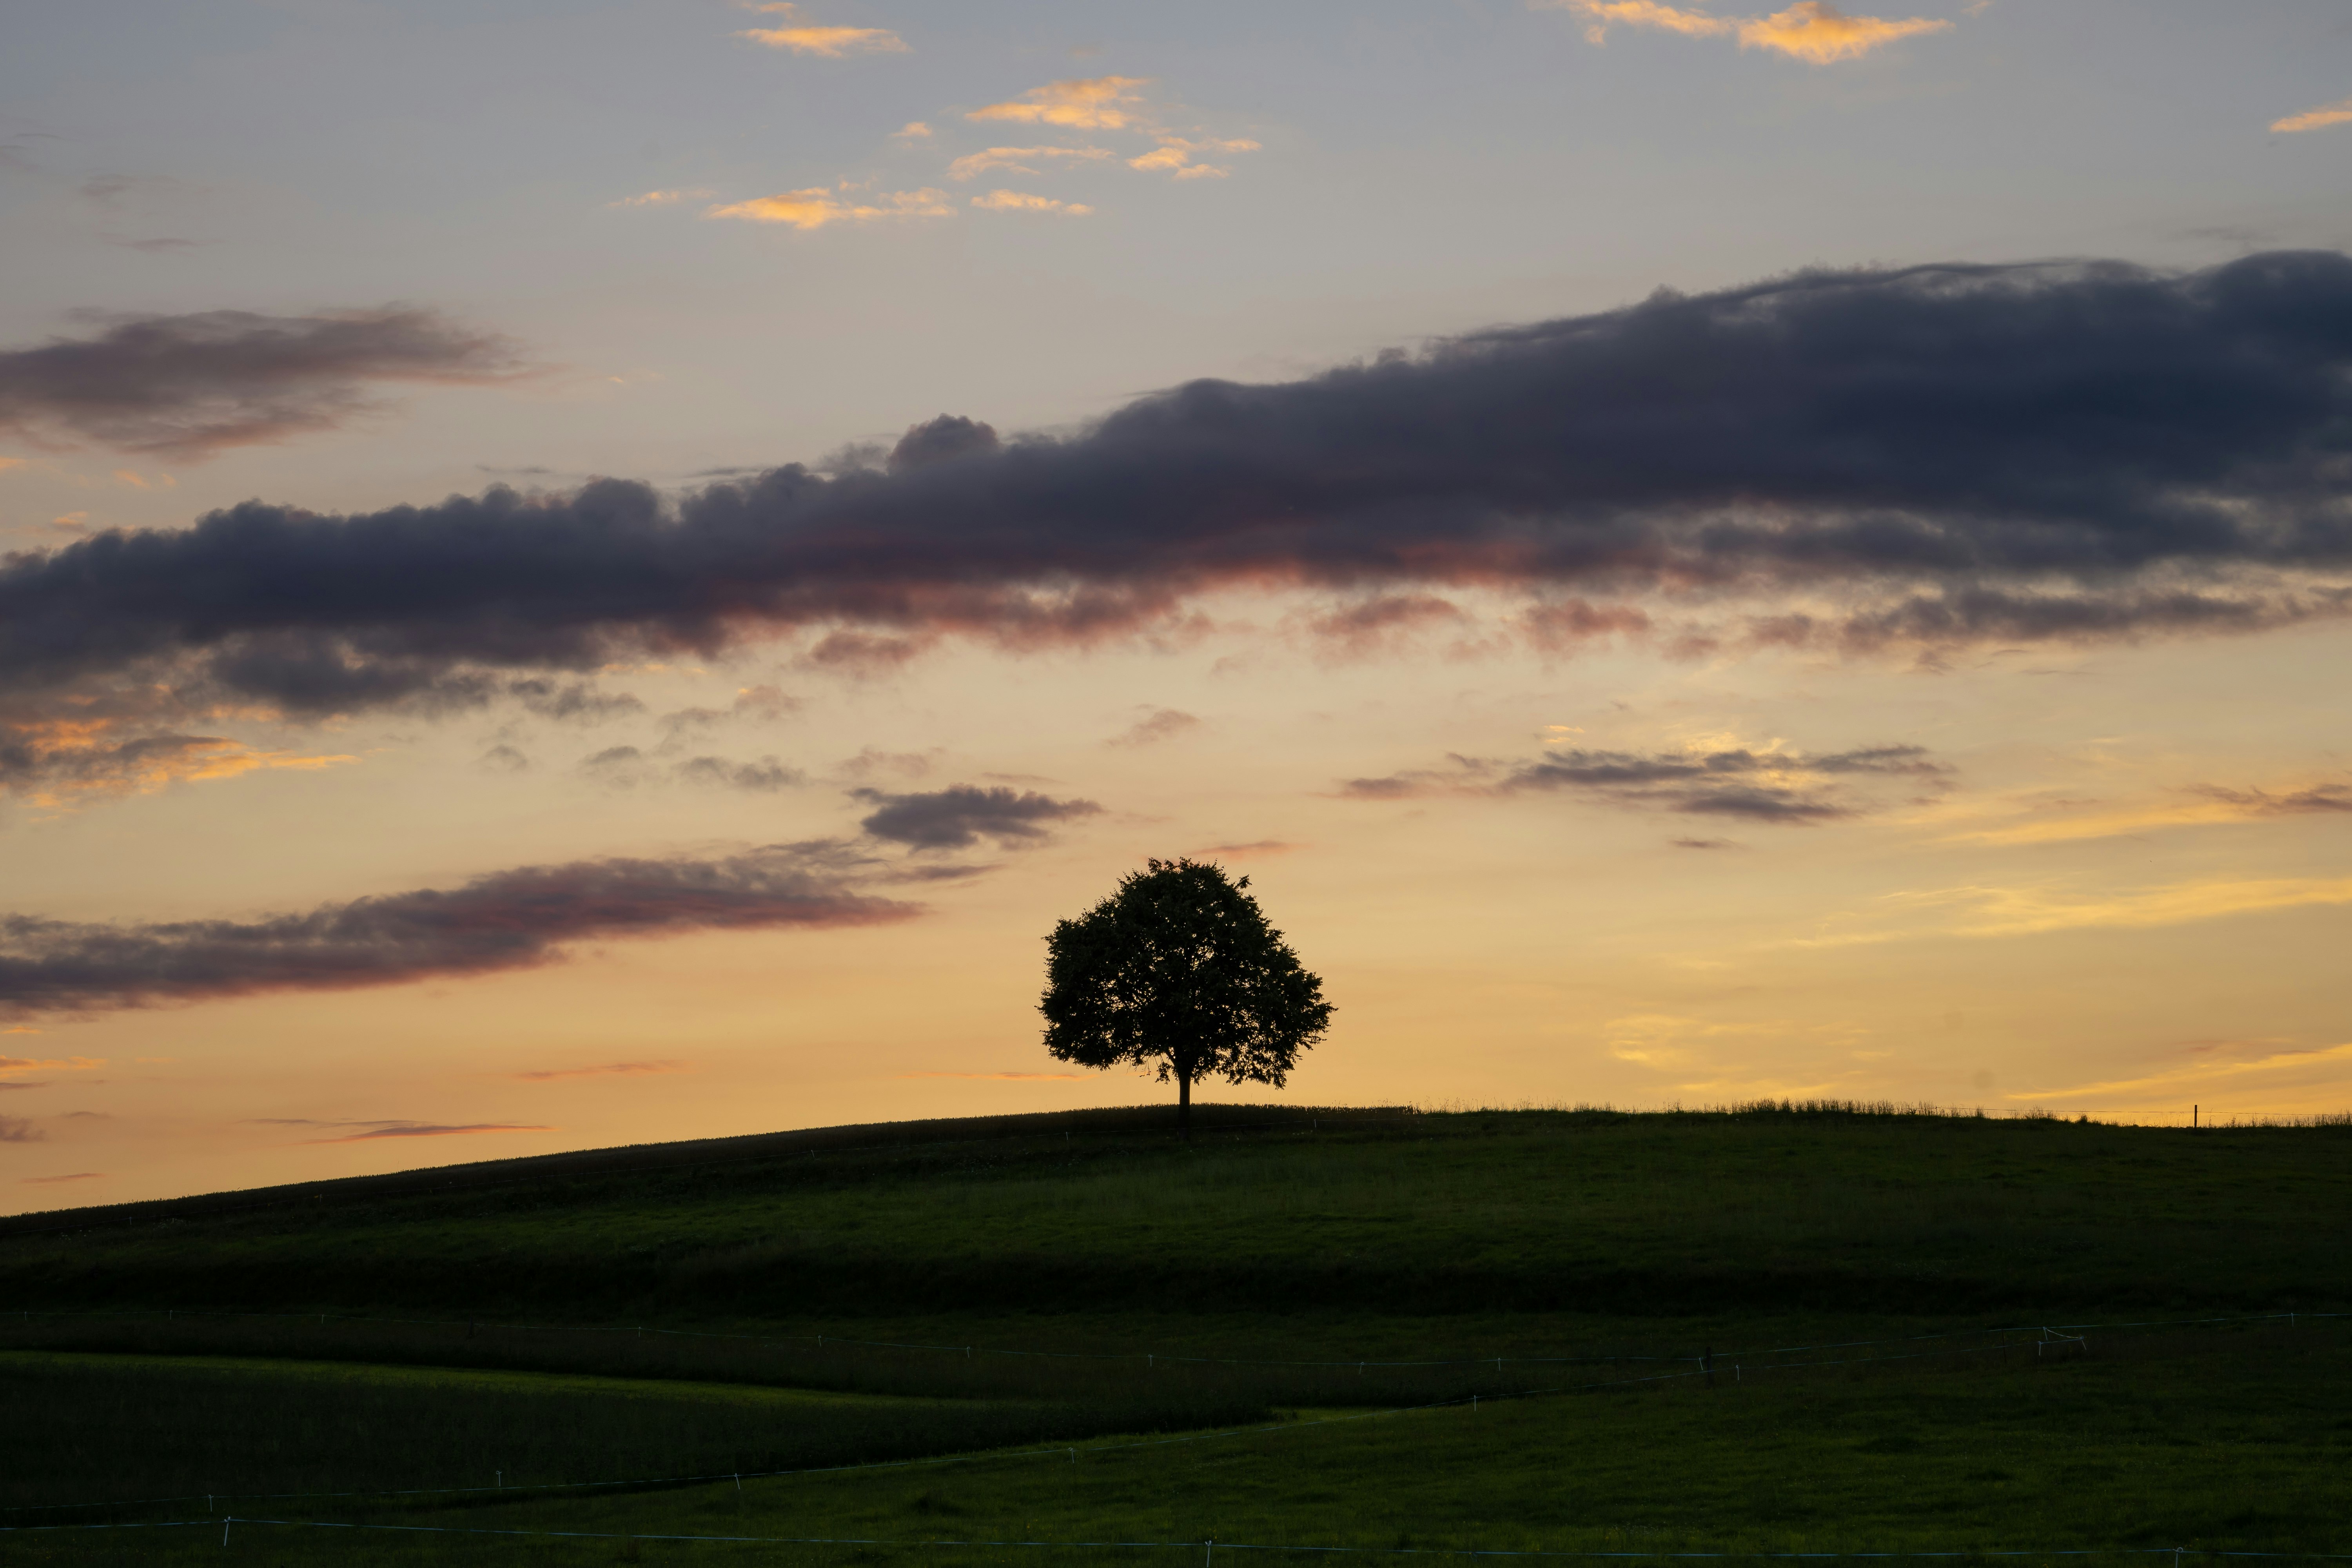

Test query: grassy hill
[7,1103,2346,1324]
[4,1103,2348,1563]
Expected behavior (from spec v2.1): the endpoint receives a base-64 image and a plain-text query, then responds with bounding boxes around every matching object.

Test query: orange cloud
[2272,99,2352,134]
[967,76,1150,131]
[1127,136,1260,180]
[0,1056,105,1078]
[704,187,951,229]
[1937,779,2351,847]
[970,190,1093,215]
[1565,0,1736,42]
[2013,1041,2352,1106]
[608,188,715,208]
[512,1060,694,1081]
[947,146,1112,181]
[1561,0,1951,62]
[735,4,907,56]
[3,718,355,810]
[1740,0,1946,58]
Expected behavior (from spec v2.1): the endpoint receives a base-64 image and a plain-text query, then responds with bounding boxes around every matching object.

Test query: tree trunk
[1178,1067,1192,1141]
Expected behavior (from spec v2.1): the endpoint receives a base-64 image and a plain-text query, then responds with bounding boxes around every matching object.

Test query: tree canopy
[1040,858,1333,1132]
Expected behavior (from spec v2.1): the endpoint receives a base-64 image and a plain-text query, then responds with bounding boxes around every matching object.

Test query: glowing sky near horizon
[4,0,2352,1211]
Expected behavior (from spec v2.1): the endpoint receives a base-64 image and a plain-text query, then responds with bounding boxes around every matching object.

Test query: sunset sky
[5,0,2352,1210]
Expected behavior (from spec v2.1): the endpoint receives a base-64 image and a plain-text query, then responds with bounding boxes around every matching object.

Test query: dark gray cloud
[1344,743,1949,824]
[0,1116,42,1142]
[0,306,521,458]
[676,755,803,791]
[579,744,654,786]
[853,784,1102,849]
[0,843,917,1020]
[2186,781,2352,815]
[887,414,1000,472]
[577,745,802,792]
[6,252,2352,735]
[509,679,642,723]
[657,684,799,744]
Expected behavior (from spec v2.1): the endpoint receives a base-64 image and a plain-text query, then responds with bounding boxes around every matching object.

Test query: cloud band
[0,844,917,1019]
[6,252,2352,731]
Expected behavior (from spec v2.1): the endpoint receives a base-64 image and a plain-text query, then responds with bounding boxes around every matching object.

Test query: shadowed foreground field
[7,1324,2348,1564]
[3,1105,2347,1562]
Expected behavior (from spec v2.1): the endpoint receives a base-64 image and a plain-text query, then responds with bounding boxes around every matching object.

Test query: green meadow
[3,1104,2348,1563]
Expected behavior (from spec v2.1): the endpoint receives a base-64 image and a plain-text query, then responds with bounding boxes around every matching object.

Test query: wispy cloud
[704,187,951,229]
[0,1116,42,1142]
[947,146,1112,181]
[891,121,933,141]
[1345,740,1947,823]
[21,1171,103,1185]
[295,1121,556,1145]
[0,1055,103,1077]
[1556,0,1951,62]
[1107,707,1200,748]
[2272,99,2352,134]
[1791,874,2352,951]
[968,76,1150,131]
[513,1060,693,1081]
[970,190,1092,215]
[735,3,907,56]
[1127,136,1260,180]
[608,188,715,209]
[1942,779,2352,846]
[580,744,804,793]
[2012,1041,2352,1105]
[1932,876,2352,938]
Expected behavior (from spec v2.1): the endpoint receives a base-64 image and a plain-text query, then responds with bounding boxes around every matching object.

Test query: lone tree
[1041,858,1333,1136]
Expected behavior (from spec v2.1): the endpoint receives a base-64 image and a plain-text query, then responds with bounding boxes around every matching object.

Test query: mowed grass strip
[10,1325,2349,1566]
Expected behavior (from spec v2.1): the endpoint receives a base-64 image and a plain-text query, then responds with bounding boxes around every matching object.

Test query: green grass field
[4,1103,2348,1563]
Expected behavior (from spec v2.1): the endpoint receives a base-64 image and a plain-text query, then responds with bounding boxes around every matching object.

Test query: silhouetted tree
[1040,858,1334,1136]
